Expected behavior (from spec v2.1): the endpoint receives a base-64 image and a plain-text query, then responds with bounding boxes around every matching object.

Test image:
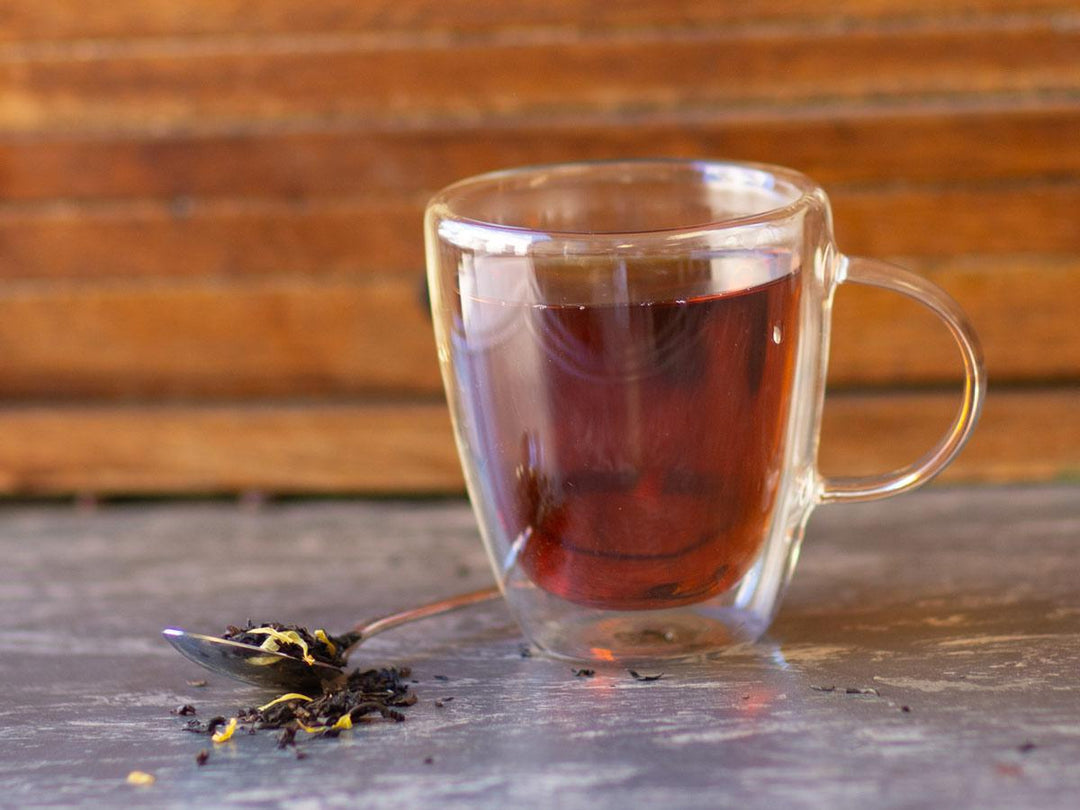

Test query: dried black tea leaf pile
[242,666,416,736]
[181,666,415,760]
[221,620,350,668]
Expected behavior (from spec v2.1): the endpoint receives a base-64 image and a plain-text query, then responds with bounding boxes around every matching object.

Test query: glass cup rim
[426,158,823,242]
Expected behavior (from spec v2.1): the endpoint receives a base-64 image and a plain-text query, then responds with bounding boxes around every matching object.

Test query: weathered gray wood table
[1,485,1078,809]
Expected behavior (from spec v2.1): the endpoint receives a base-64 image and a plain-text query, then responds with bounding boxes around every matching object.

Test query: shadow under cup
[424,160,980,662]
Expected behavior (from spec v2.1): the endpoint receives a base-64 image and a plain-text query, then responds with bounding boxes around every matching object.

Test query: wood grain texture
[0,0,1075,492]
[0,102,1077,202]
[830,182,1080,257]
[0,195,425,280]
[1,23,1076,134]
[828,254,1080,386]
[817,388,1080,484]
[0,388,1074,495]
[0,256,1073,400]
[0,276,438,399]
[4,0,1078,41]
[0,401,462,494]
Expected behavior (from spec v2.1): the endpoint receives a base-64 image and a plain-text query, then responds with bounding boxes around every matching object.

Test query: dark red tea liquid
[454,269,801,611]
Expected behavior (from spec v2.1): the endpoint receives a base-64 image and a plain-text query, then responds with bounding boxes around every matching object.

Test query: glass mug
[425,160,985,662]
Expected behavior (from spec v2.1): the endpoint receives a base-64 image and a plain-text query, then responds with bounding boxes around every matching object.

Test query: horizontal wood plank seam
[0,254,1073,391]
[1,10,1077,62]
[4,0,1078,44]
[2,29,1076,135]
[2,90,1078,140]
[2,175,1079,220]
[0,388,1074,493]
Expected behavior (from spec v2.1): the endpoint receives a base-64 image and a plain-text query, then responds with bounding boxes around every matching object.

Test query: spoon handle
[341,586,502,655]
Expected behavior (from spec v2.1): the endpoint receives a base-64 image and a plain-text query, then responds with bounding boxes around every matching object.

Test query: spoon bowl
[163,628,346,692]
[162,586,501,691]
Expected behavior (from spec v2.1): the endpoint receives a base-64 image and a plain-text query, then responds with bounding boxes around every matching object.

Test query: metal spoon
[162,586,501,692]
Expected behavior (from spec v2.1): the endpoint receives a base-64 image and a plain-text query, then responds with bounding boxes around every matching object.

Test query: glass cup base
[504,579,770,664]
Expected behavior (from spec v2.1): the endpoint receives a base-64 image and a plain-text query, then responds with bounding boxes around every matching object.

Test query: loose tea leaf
[277,726,297,749]
[628,670,663,682]
[811,685,879,695]
[572,668,596,678]
[175,666,417,761]
[238,667,415,735]
[222,620,349,668]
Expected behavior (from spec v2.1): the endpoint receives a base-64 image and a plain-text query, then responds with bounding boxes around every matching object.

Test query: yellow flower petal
[248,654,287,667]
[211,717,238,743]
[244,627,315,666]
[257,693,314,712]
[331,714,353,731]
[126,771,156,786]
[314,629,337,657]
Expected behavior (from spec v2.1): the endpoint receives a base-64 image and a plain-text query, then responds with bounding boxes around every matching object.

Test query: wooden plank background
[0,0,1077,495]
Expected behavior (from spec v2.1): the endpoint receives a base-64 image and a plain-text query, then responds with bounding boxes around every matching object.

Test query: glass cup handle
[819,256,987,504]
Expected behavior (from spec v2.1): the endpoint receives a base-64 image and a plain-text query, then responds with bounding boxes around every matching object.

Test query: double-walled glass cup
[425,160,984,663]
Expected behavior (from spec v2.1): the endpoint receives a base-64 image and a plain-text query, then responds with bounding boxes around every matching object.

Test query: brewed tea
[453,264,801,611]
